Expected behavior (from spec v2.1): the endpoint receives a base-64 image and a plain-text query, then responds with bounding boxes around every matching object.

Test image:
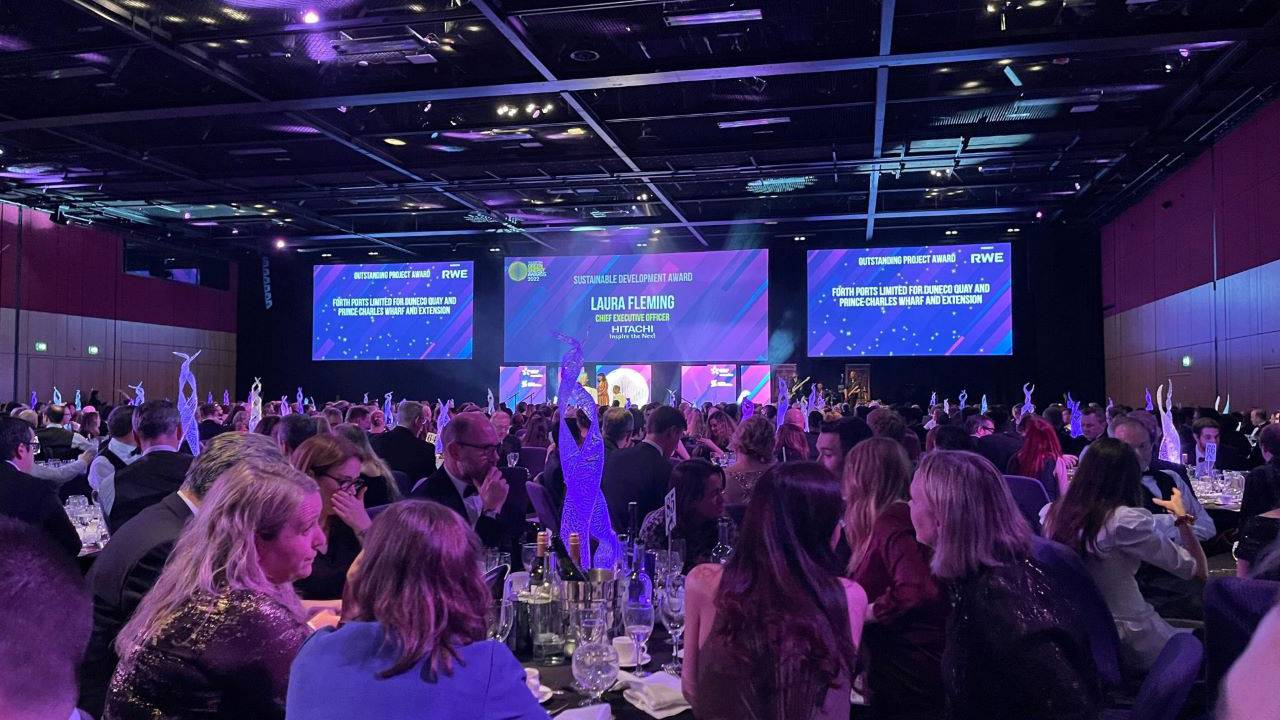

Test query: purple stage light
[664,9,762,26]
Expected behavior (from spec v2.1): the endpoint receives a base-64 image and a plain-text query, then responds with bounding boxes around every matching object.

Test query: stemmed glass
[487,599,514,642]
[622,600,655,677]
[660,575,686,675]
[507,452,521,469]
[571,642,620,707]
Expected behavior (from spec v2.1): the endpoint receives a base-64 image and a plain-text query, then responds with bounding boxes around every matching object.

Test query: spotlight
[1035,210,1044,219]
[368,251,379,256]
[524,103,537,114]
[465,24,482,31]
[383,137,407,146]
[1164,63,1174,73]
[231,228,240,235]
[1074,182,1082,190]
[944,229,959,236]
[273,238,286,249]
[1006,227,1021,233]
[489,246,501,253]
[542,103,553,113]
[793,235,806,241]
[1179,48,1190,59]
[637,193,650,201]
[422,102,432,113]
[336,105,348,113]
[566,127,586,136]
[497,104,511,116]
[321,252,332,258]
[302,9,320,24]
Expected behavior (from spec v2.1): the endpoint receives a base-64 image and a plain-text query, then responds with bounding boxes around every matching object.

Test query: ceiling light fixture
[321,252,332,258]
[962,80,982,89]
[945,229,959,236]
[274,238,286,249]
[196,16,217,24]
[718,116,791,129]
[368,251,379,256]
[665,9,762,26]
[746,176,815,194]
[220,6,249,21]
[302,9,320,24]
[465,24,482,31]
[383,137,407,146]
[1006,227,1021,233]
[1002,66,1023,86]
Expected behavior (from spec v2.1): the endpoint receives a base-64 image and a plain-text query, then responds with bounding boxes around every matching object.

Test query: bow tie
[463,484,478,498]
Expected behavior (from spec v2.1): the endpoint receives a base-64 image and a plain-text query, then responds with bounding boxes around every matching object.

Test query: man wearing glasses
[0,416,81,556]
[410,412,524,555]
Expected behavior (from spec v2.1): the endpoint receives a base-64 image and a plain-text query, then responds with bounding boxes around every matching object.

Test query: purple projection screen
[740,365,773,403]
[807,244,1013,357]
[313,262,474,360]
[681,365,737,404]
[499,366,547,405]
[503,250,768,363]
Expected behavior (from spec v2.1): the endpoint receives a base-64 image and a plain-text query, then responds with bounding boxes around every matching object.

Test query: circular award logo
[507,261,529,282]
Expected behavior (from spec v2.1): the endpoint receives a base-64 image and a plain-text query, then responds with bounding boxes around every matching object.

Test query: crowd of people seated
[1,386,1279,720]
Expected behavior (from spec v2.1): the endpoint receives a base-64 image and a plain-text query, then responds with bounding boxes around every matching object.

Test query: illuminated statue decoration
[487,388,495,415]
[1156,382,1181,463]
[279,396,291,416]
[775,376,790,429]
[306,396,314,408]
[958,390,968,409]
[1145,388,1154,413]
[52,387,62,405]
[943,398,951,416]
[1066,393,1083,438]
[1214,395,1222,413]
[741,398,755,421]
[74,389,81,411]
[1223,395,1231,415]
[980,394,988,414]
[28,390,36,407]
[1106,396,1114,414]
[436,398,451,437]
[625,398,632,410]
[363,392,369,405]
[929,391,938,408]
[383,392,394,422]
[128,381,145,407]
[296,387,304,412]
[223,389,230,406]
[206,391,213,405]
[1021,383,1035,417]
[247,378,263,432]
[803,384,818,431]
[553,331,620,571]
[173,351,202,456]
[666,389,677,407]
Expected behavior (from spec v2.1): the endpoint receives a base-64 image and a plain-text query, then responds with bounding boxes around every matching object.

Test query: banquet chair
[1203,577,1280,701]
[526,480,560,533]
[1032,537,1124,690]
[517,447,547,477]
[1004,474,1051,533]
[391,470,412,497]
[1103,633,1203,720]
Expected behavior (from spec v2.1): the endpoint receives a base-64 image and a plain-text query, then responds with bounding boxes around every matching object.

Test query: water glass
[571,601,608,646]
[487,599,514,642]
[571,642,620,707]
[529,596,566,664]
[484,549,511,574]
[622,600,655,677]
[507,452,521,468]
[660,576,686,675]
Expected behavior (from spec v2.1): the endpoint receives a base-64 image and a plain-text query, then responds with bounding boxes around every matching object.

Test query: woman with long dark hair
[843,438,946,719]
[1008,415,1071,499]
[1043,438,1206,672]
[684,462,865,720]
[286,501,546,719]
[640,460,730,571]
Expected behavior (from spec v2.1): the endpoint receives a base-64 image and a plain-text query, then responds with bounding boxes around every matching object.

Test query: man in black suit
[371,400,437,487]
[0,416,80,556]
[196,403,225,446]
[107,400,193,532]
[1183,417,1248,473]
[77,432,286,716]
[409,412,524,553]
[815,416,873,477]
[602,405,686,531]
[975,408,1023,473]
[36,403,80,462]
[1241,424,1280,521]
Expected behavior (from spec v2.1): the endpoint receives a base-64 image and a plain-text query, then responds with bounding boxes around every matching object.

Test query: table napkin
[615,671,690,718]
[554,704,611,720]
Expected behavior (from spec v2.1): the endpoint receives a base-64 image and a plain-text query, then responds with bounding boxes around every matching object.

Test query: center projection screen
[807,243,1013,357]
[503,250,768,363]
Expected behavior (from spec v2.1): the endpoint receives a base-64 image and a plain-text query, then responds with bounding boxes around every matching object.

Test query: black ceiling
[1,0,1277,262]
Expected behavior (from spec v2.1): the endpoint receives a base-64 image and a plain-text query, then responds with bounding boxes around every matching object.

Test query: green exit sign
[33,341,47,352]
[87,345,100,355]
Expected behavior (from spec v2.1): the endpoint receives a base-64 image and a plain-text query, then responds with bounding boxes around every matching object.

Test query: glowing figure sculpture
[1021,383,1035,416]
[383,392,394,422]
[223,389,230,406]
[173,351,202,456]
[52,387,62,405]
[128,381,145,407]
[247,378,263,432]
[958,390,968,409]
[1066,393,1083,438]
[1156,382,1181,463]
[74,389,82,411]
[776,376,790,429]
[741,398,755,421]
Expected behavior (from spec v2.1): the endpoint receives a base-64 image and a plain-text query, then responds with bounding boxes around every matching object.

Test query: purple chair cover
[1124,633,1203,720]
[526,479,560,533]
[1204,577,1280,701]
[517,446,547,477]
[1031,537,1124,690]
[1004,474,1051,533]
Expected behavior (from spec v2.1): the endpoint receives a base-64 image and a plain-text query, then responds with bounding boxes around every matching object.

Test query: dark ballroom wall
[238,225,1103,409]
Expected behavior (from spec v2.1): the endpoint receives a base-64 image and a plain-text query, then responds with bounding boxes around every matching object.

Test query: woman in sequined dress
[908,450,1102,720]
[104,461,326,720]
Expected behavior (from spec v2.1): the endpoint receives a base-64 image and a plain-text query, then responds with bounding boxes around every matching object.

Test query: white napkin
[615,671,690,719]
[555,705,611,720]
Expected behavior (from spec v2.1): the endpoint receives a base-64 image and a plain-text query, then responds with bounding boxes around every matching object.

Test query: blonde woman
[908,451,1102,719]
[724,415,775,504]
[333,423,401,507]
[105,462,325,719]
[291,434,371,601]
[841,438,946,719]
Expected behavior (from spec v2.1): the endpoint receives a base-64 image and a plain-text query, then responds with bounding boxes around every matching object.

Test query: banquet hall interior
[2,1,1280,719]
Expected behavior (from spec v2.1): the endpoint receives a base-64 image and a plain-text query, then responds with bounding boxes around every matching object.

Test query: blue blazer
[286,622,548,720]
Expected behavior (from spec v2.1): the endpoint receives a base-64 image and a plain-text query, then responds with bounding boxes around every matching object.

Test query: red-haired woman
[1008,414,1074,499]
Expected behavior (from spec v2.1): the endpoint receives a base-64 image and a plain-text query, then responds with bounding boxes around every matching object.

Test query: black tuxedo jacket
[79,492,193,715]
[107,450,194,532]
[197,418,227,445]
[976,432,1023,478]
[1182,441,1249,472]
[602,441,673,531]
[0,460,80,556]
[370,426,437,487]
[36,425,80,461]
[409,465,528,553]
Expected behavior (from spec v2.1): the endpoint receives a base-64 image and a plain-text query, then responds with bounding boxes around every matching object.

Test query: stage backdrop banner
[598,364,652,406]
[504,250,768,363]
[499,366,547,405]
[740,365,773,404]
[681,364,738,404]
[313,261,474,360]
[807,243,1013,357]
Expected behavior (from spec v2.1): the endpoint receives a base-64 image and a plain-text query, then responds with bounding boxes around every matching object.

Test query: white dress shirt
[445,467,485,527]
[1141,469,1216,543]
[88,438,141,514]
[30,458,89,486]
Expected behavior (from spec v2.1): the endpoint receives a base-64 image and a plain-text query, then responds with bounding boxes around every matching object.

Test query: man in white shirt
[88,406,139,516]
[1112,418,1215,542]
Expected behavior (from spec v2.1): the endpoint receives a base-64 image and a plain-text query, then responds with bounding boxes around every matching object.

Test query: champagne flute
[623,600,655,677]
[571,642,619,707]
[660,576,686,675]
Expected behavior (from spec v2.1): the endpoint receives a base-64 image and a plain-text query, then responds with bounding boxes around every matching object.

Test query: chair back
[391,470,412,497]
[483,564,510,600]
[1204,577,1280,700]
[518,447,547,477]
[1128,633,1203,720]
[1031,537,1124,689]
[1004,474,1050,532]
[526,479,560,533]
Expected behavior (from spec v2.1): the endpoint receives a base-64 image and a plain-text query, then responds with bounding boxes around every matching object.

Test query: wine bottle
[528,530,549,589]
[568,532,583,569]
[550,533,587,582]
[709,517,734,565]
[627,537,651,604]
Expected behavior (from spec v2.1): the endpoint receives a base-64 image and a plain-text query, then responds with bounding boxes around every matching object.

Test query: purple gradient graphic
[499,366,547,405]
[598,364,652,406]
[504,250,768,363]
[313,261,473,360]
[807,244,1013,357]
[681,364,737,404]
[740,365,773,404]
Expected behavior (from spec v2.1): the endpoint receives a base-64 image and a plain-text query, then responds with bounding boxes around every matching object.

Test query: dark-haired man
[0,416,80,555]
[89,405,140,517]
[975,408,1023,472]
[603,405,686,530]
[36,403,79,461]
[107,401,192,532]
[1241,424,1280,521]
[816,416,873,477]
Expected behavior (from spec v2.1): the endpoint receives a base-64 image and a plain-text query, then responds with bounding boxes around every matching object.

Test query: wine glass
[571,601,607,646]
[507,452,520,469]
[660,576,686,675]
[572,642,620,707]
[622,600,655,677]
[487,599,514,642]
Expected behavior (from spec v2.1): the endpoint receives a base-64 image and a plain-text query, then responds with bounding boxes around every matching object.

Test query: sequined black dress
[942,557,1102,720]
[104,588,311,720]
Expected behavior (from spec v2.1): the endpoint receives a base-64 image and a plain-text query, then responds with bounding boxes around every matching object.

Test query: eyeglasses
[456,441,500,456]
[322,473,366,493]
[20,438,40,450]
